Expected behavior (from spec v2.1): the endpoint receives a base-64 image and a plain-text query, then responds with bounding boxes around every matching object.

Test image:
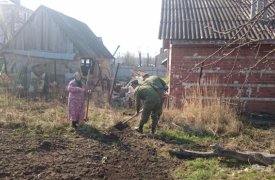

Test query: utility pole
[138,51,142,67]
[147,53,150,66]
[112,45,120,65]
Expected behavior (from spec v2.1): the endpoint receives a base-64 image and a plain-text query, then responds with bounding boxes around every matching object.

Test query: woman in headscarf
[67,72,86,129]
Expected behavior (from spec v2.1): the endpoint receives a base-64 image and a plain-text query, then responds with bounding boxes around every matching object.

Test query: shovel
[113,109,143,131]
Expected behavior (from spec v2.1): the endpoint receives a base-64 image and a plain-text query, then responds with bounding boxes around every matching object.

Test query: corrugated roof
[159,0,275,40]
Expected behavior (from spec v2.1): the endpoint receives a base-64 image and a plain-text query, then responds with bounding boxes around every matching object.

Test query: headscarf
[74,72,82,88]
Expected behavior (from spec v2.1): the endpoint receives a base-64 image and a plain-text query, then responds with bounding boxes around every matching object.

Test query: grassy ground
[0,91,274,179]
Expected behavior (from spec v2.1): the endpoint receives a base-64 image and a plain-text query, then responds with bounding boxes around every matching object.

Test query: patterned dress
[67,80,86,122]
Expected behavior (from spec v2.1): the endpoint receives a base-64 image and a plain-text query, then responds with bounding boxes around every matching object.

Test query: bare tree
[117,51,155,67]
[0,4,32,48]
[194,0,275,70]
[180,0,275,83]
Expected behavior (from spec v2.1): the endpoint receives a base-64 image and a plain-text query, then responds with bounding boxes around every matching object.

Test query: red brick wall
[168,44,275,114]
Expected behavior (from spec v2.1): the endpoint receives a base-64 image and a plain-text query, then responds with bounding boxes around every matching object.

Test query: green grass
[162,128,275,179]
[173,158,227,180]
[173,158,275,180]
[157,129,214,145]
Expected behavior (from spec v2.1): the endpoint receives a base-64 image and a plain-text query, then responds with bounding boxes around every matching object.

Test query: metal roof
[159,0,275,41]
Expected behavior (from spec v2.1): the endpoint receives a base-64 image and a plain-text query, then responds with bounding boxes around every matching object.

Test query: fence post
[108,63,120,104]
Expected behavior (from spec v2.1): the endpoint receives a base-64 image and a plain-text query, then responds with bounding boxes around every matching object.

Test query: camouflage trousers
[139,100,162,130]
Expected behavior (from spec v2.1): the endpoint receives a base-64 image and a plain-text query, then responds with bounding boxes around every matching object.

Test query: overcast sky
[21,0,162,57]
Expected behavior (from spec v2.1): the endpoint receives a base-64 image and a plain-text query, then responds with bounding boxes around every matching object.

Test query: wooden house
[2,5,113,94]
[158,0,275,114]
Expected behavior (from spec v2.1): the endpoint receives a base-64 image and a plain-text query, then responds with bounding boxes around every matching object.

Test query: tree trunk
[169,145,275,166]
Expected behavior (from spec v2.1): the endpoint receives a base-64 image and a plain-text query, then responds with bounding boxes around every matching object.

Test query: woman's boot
[72,121,78,129]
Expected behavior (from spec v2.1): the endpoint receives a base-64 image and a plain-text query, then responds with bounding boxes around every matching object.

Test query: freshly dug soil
[0,127,180,179]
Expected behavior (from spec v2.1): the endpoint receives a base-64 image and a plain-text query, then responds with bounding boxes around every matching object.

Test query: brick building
[158,0,275,114]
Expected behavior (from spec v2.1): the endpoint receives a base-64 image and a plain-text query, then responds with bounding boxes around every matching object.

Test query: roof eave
[170,39,275,46]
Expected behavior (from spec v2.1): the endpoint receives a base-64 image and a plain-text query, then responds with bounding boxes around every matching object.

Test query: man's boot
[135,124,143,133]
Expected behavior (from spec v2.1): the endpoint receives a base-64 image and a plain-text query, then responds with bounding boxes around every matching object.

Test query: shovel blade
[113,121,129,131]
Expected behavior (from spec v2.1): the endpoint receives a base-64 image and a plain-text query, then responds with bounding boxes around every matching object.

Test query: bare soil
[1,113,274,179]
[0,126,181,180]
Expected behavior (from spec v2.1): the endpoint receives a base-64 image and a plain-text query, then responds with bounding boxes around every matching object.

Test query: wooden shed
[159,0,275,114]
[2,5,113,95]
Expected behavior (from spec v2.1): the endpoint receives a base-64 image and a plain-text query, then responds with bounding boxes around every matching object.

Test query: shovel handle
[122,109,143,124]
[122,114,138,124]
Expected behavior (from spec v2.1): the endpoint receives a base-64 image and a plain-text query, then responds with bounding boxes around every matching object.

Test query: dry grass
[0,89,122,134]
[163,79,242,136]
[0,94,67,133]
[0,87,274,153]
[87,104,123,130]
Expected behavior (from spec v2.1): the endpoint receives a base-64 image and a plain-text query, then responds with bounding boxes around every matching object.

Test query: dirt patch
[0,127,180,179]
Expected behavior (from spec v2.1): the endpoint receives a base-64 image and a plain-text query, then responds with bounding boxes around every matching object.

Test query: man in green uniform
[134,81,163,134]
[142,74,168,110]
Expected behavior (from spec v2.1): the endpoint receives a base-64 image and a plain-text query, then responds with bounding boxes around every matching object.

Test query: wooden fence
[111,64,167,81]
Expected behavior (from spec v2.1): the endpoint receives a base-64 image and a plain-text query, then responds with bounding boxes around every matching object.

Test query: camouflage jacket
[143,76,168,94]
[134,84,161,112]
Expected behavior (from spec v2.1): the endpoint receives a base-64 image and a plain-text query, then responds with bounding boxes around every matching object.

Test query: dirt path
[0,126,180,179]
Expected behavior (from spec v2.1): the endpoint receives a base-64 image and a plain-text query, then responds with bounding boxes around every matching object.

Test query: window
[80,58,94,76]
